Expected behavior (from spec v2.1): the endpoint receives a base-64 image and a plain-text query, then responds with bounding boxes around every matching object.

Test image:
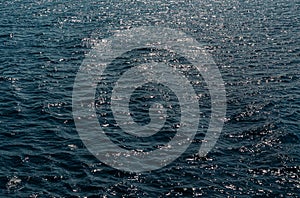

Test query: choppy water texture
[0,0,299,197]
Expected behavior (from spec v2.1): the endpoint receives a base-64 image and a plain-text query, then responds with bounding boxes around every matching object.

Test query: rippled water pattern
[0,0,299,197]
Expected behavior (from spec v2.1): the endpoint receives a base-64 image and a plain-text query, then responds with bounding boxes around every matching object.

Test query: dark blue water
[1,0,299,197]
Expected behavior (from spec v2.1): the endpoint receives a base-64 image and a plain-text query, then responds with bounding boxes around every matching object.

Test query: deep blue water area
[0,0,299,197]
